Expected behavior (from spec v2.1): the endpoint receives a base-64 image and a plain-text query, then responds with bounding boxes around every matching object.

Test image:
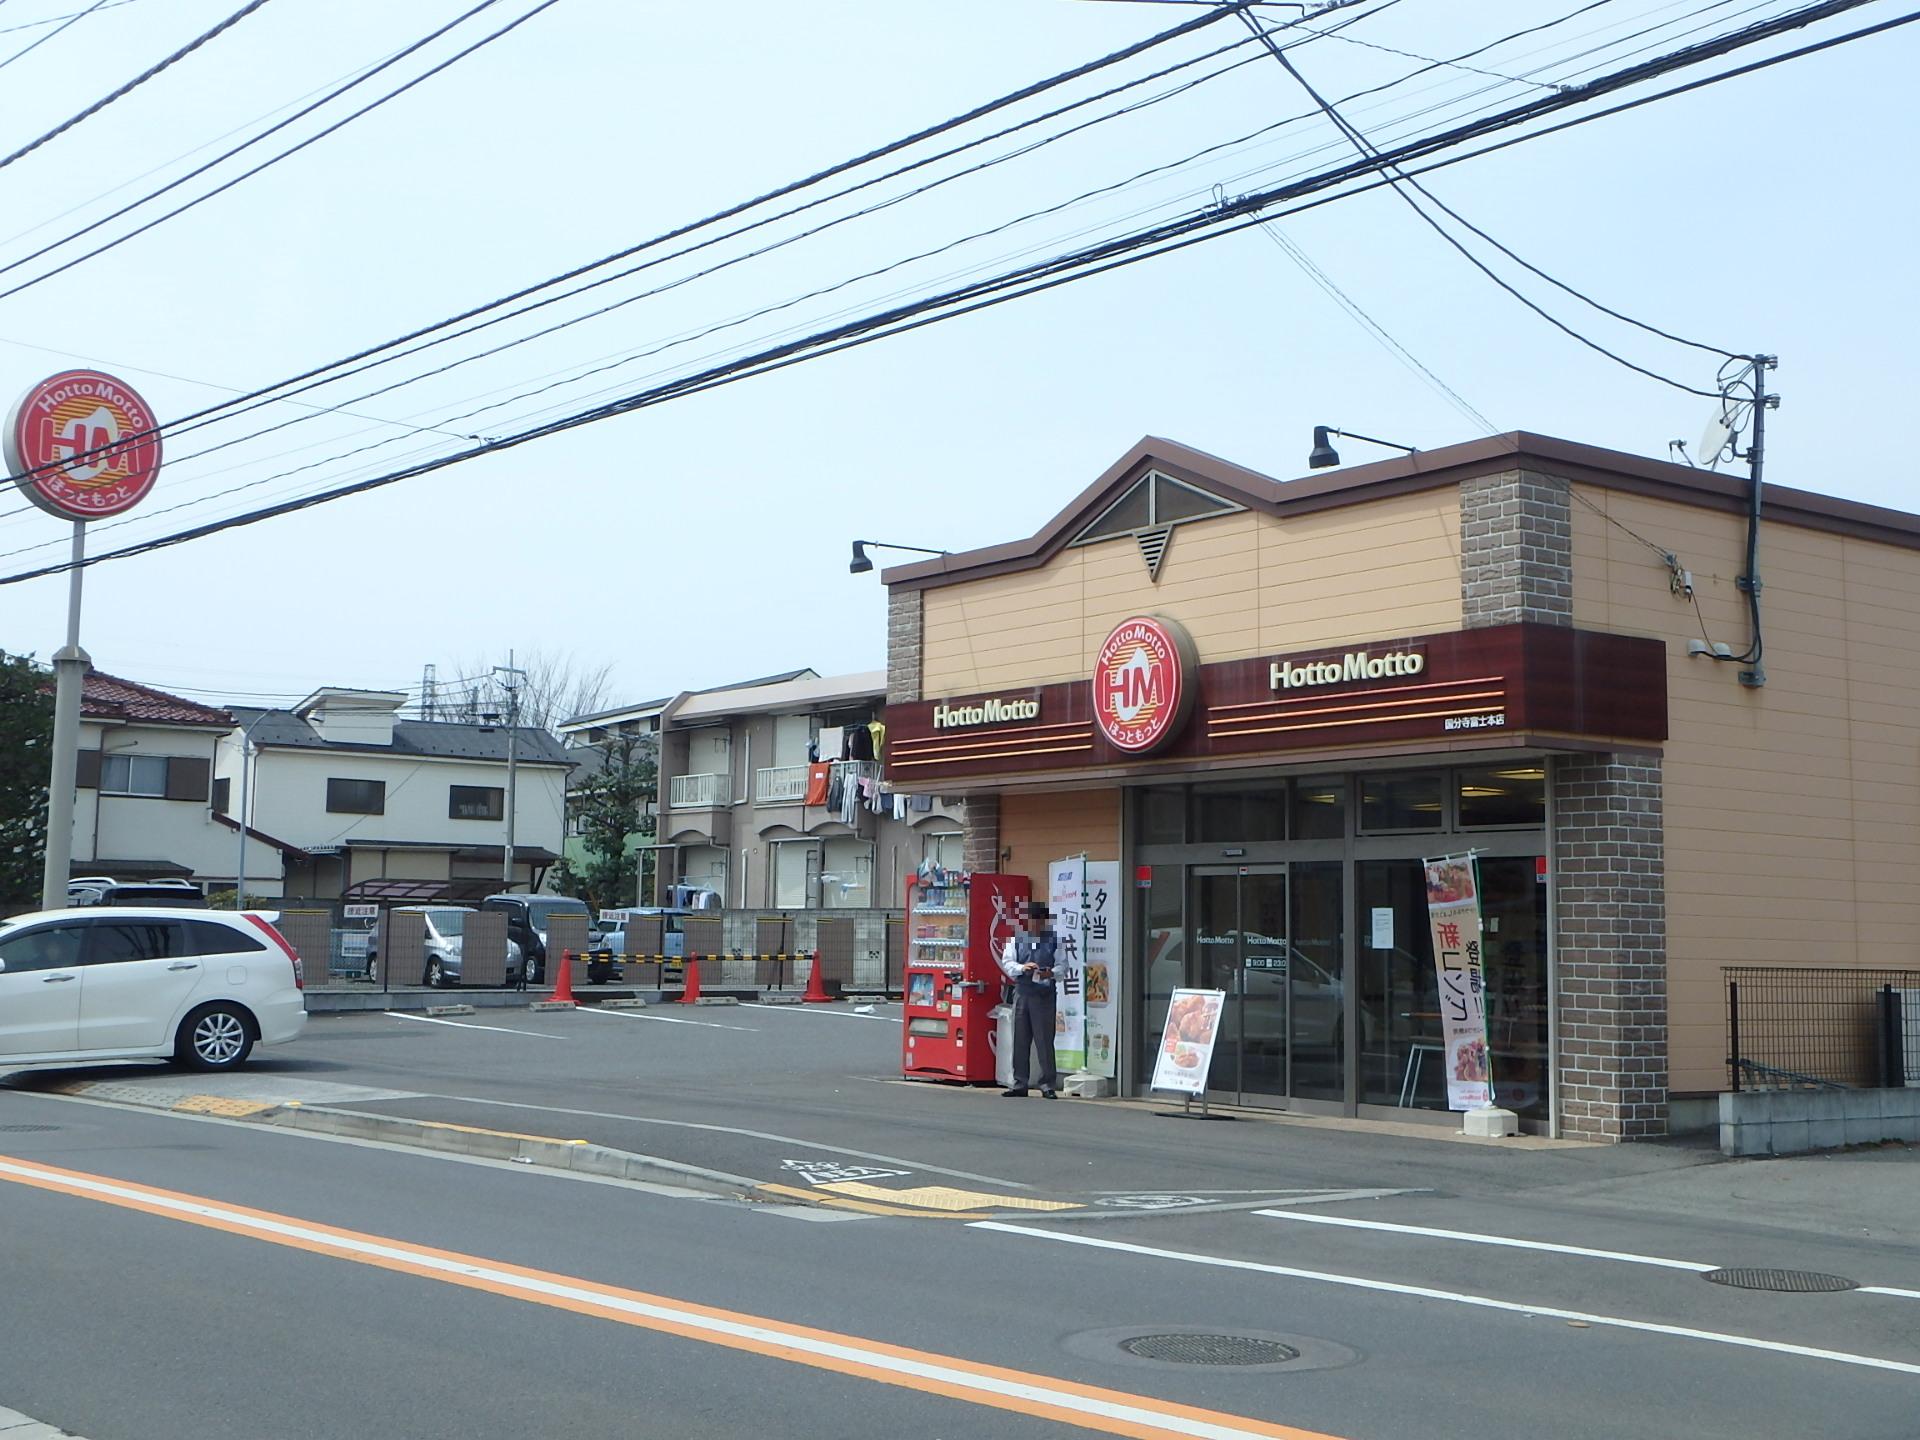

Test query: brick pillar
[887,587,923,704]
[1461,469,1572,627]
[1552,751,1667,1140]
[962,793,1001,874]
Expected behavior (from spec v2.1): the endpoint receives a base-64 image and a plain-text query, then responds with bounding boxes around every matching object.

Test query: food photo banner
[1422,853,1492,1110]
[1151,988,1226,1097]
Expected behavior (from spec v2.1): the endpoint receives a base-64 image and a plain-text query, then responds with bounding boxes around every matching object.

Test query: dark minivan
[478,894,594,984]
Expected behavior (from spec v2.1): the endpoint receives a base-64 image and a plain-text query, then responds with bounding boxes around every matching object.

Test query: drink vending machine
[900,869,1030,1082]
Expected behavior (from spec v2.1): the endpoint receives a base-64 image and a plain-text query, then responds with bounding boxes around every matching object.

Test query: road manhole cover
[1703,1268,1857,1293]
[0,1124,59,1132]
[1119,1333,1300,1366]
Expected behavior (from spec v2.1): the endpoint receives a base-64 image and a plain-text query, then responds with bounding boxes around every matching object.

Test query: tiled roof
[229,707,574,766]
[83,671,234,727]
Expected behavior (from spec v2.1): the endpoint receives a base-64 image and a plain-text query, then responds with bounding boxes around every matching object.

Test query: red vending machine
[901,869,1030,1083]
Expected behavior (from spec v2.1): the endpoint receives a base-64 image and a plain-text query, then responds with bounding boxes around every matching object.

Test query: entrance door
[1189,866,1292,1104]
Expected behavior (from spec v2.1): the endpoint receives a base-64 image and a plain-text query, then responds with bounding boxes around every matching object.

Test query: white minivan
[0,907,308,1072]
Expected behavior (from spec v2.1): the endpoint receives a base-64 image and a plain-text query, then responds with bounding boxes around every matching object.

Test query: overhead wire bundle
[0,0,1906,586]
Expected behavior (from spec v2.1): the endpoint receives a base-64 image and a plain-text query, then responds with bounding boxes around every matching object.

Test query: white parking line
[575,1007,757,1033]
[973,1222,1920,1377]
[739,1003,899,1022]
[1861,1285,1920,1300]
[1253,1208,1718,1272]
[389,1013,565,1040]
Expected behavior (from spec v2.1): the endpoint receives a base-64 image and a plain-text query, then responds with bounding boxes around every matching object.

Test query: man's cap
[1027,903,1051,919]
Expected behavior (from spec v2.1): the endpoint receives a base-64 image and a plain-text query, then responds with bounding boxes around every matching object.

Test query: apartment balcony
[755,764,810,805]
[669,772,730,809]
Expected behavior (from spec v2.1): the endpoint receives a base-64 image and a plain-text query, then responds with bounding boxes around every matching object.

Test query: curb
[252,1104,760,1198]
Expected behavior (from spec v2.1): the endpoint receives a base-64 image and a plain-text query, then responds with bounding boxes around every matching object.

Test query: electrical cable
[1252,218,1500,433]
[0,0,563,304]
[0,0,1251,498]
[0,0,277,174]
[1237,9,1730,395]
[3,0,1899,591]
[0,0,107,73]
[0,0,1850,552]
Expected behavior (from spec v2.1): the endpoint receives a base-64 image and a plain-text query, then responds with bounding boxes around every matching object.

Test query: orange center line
[0,1153,1347,1440]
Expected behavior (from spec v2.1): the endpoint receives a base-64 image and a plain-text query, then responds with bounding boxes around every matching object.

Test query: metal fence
[1725,966,1919,1091]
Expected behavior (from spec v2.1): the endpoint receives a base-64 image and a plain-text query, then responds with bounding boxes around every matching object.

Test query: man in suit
[999,904,1060,1098]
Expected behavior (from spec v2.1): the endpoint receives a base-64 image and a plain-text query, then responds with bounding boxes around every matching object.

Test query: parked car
[0,907,306,1072]
[366,906,526,987]
[67,878,208,909]
[479,894,595,985]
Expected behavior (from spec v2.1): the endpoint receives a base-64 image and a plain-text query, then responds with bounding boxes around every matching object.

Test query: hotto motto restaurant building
[880,432,1920,1140]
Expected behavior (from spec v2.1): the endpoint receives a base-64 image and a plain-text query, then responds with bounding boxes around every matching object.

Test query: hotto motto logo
[5,369,162,520]
[1093,615,1194,754]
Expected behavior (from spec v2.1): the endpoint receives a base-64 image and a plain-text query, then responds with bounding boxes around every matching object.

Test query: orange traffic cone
[549,949,576,1005]
[802,949,833,1003]
[678,954,703,1005]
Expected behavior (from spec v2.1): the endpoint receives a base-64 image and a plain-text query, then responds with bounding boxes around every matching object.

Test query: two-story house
[218,688,572,903]
[72,671,242,890]
[655,669,962,909]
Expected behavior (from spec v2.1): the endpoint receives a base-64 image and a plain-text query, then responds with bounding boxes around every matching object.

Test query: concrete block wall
[1460,469,1573,628]
[1720,1087,1920,1156]
[887,588,923,704]
[1553,751,1668,1140]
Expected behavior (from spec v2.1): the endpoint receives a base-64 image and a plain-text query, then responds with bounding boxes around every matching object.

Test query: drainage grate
[0,1123,59,1133]
[1703,1268,1857,1293]
[1118,1333,1300,1366]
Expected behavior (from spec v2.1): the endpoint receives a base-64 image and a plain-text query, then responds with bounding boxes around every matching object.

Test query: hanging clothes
[840,774,861,826]
[847,724,874,761]
[892,792,909,822]
[805,762,832,807]
[910,793,934,812]
[867,720,887,762]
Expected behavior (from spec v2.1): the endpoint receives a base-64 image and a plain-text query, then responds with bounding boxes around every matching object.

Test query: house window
[101,754,167,797]
[211,777,230,814]
[326,777,386,815]
[450,785,504,821]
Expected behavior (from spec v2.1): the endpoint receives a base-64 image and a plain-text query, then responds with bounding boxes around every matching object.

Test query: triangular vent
[1137,525,1172,582]
[1070,470,1239,548]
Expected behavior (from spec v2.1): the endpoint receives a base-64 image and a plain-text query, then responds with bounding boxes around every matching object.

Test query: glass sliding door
[1188,866,1292,1105]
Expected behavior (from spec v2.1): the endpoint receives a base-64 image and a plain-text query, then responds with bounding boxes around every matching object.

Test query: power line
[0,0,277,174]
[0,0,107,73]
[2,0,1900,590]
[1237,7,1736,395]
[0,0,524,296]
[0,0,1848,551]
[0,0,1253,494]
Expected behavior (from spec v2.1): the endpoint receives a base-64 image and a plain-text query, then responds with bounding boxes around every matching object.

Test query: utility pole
[421,662,437,721]
[495,654,526,890]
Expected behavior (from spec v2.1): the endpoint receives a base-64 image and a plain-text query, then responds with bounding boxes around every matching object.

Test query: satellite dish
[1697,411,1733,470]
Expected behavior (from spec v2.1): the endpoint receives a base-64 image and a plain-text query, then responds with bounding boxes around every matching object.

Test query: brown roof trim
[882,431,1920,590]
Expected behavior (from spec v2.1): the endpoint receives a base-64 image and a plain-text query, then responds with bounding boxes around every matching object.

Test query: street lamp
[1307,425,1419,470]
[849,540,948,575]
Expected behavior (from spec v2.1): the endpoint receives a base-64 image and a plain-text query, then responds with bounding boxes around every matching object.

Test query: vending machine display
[900,869,1029,1082]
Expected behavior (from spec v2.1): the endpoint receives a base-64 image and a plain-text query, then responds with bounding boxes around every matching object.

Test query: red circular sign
[1092,615,1196,754]
[5,369,162,520]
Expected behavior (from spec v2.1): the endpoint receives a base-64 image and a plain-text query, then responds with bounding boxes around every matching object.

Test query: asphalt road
[2,1005,1917,1439]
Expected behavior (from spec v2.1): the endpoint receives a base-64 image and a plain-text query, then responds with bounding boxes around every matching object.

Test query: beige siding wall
[999,789,1121,899]
[922,493,1462,695]
[1571,485,1920,1092]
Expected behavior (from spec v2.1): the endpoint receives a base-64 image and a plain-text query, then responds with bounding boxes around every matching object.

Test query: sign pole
[8,369,165,913]
[40,520,88,910]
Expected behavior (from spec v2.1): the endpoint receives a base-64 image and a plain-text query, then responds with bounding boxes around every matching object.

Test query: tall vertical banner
[1082,861,1120,1077]
[1049,856,1087,1073]
[1422,854,1493,1110]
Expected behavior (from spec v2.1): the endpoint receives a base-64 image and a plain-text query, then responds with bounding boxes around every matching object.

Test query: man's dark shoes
[1041,1088,1057,1099]
[1001,1087,1029,1097]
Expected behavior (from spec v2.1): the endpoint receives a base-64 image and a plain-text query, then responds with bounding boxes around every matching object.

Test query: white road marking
[575,1007,756,1033]
[740,1003,899,1022]
[753,1203,869,1223]
[973,1222,1920,1378]
[1254,1208,1718,1271]
[1861,1286,1920,1300]
[389,1013,564,1040]
[429,1093,1033,1189]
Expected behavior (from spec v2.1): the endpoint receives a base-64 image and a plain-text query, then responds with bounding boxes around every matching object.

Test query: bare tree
[436,650,615,735]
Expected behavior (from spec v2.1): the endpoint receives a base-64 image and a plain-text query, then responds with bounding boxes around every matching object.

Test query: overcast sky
[1,0,1910,718]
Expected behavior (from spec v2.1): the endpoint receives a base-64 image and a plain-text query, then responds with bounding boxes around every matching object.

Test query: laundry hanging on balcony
[805,762,831,806]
